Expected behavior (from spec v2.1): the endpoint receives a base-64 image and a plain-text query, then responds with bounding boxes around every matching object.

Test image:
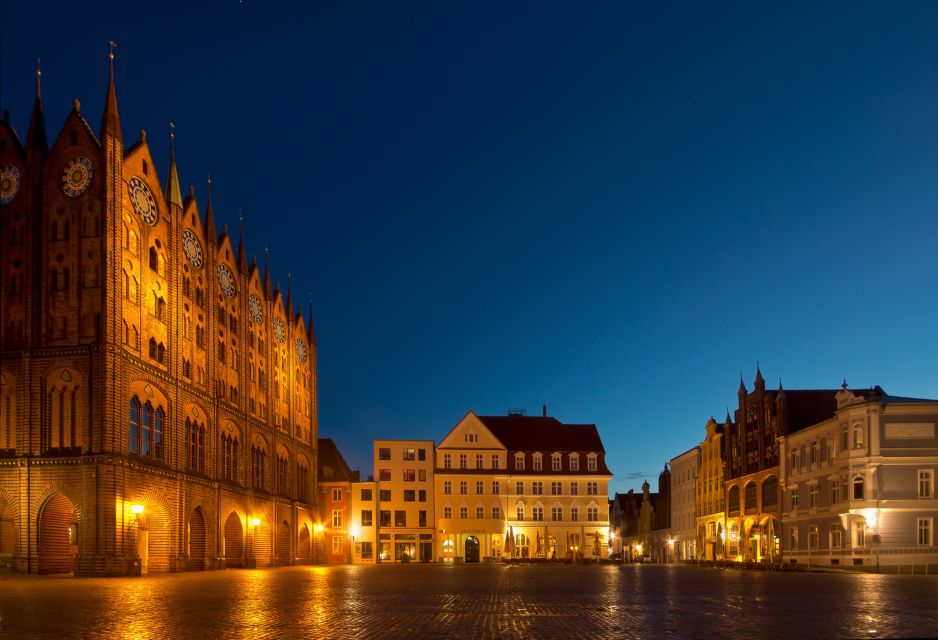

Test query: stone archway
[223,512,243,568]
[38,493,77,574]
[0,498,15,556]
[188,506,208,571]
[277,520,291,565]
[298,524,311,563]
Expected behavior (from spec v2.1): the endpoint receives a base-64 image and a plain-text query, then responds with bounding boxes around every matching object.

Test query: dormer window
[532,453,543,471]
[465,432,478,443]
[551,453,562,471]
[514,453,525,471]
[569,454,580,472]
[587,454,597,472]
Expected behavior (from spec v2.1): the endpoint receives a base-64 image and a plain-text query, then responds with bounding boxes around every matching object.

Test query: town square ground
[1,564,936,639]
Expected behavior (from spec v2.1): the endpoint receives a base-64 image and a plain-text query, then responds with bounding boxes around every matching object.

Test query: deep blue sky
[3,2,937,495]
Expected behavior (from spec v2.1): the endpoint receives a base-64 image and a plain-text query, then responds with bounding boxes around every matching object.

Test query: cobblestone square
[2,564,937,639]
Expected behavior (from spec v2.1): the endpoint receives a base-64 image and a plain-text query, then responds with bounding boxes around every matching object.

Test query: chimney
[542,404,548,417]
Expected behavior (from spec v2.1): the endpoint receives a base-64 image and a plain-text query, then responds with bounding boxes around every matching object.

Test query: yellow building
[436,411,612,562]
[695,416,726,560]
[0,55,318,575]
[373,440,435,562]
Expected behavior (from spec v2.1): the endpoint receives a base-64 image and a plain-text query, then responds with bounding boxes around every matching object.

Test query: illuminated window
[791,488,799,510]
[379,469,391,481]
[808,526,818,549]
[809,484,819,508]
[919,470,934,498]
[332,510,342,527]
[403,469,416,482]
[853,476,864,500]
[403,448,415,460]
[830,526,842,549]
[789,526,799,550]
[332,536,342,555]
[516,504,524,520]
[853,424,864,448]
[394,510,406,527]
[917,518,932,546]
[332,488,343,501]
[361,510,372,527]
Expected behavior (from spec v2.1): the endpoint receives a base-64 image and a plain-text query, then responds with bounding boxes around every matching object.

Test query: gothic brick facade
[0,55,318,575]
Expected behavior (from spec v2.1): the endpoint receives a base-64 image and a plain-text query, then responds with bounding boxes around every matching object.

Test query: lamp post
[314,523,324,564]
[248,518,260,568]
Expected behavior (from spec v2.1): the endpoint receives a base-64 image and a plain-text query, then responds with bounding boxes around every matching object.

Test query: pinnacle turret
[165,123,182,208]
[204,176,217,244]
[101,42,122,144]
[25,60,47,155]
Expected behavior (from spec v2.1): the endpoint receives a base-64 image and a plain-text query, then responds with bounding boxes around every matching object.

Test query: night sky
[3,1,937,495]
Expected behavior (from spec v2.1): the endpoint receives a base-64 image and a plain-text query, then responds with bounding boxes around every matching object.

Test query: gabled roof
[317,438,355,483]
[476,415,607,453]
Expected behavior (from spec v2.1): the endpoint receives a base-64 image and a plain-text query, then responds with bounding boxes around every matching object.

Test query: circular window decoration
[0,164,21,205]
[218,264,236,298]
[249,293,263,324]
[295,337,307,363]
[128,176,158,225]
[182,229,204,269]
[62,156,93,197]
[273,317,286,343]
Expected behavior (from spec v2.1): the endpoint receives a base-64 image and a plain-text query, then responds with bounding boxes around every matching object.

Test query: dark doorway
[223,512,243,568]
[38,493,77,574]
[465,536,480,563]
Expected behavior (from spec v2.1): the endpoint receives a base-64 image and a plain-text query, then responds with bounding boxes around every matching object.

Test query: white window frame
[918,518,933,546]
[919,470,934,499]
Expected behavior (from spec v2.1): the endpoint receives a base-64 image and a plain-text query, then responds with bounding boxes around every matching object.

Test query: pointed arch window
[186,418,205,472]
[129,397,140,454]
[149,247,158,271]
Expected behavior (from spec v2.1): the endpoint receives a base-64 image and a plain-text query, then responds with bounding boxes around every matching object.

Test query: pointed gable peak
[165,123,182,208]
[738,374,747,394]
[754,362,765,385]
[101,42,122,144]
[26,59,48,155]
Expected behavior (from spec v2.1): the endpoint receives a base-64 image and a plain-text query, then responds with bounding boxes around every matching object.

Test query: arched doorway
[223,512,243,568]
[0,499,15,555]
[188,507,207,571]
[514,533,530,559]
[298,524,311,563]
[135,502,170,574]
[464,536,480,563]
[38,493,77,574]
[277,520,291,565]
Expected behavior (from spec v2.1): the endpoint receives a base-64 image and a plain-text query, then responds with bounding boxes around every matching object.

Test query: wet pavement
[1,564,936,639]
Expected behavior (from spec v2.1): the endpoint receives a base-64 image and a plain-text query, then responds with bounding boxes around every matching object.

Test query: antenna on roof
[542,404,548,417]
[507,408,525,417]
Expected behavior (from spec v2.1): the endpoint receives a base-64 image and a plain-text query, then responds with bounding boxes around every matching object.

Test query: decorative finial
[73,99,81,113]
[189,185,195,197]
[169,122,175,143]
[140,129,146,142]
[239,207,243,224]
[36,59,41,99]
[842,379,848,390]
[108,40,117,61]
[207,171,213,186]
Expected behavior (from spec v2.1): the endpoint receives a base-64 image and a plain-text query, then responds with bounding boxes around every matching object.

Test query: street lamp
[130,504,144,575]
[248,517,260,568]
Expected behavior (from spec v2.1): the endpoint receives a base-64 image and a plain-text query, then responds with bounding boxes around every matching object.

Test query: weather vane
[108,40,117,60]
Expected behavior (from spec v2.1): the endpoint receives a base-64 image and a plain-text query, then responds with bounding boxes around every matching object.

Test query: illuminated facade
[317,439,357,564]
[373,440,435,562]
[780,385,938,572]
[350,479,377,563]
[669,446,698,561]
[436,411,612,562]
[695,416,726,560]
[723,368,839,563]
[0,56,318,575]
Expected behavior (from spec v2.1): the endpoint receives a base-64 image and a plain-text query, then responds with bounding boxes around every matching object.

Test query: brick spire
[204,175,217,245]
[165,123,182,208]
[100,42,122,144]
[25,59,47,155]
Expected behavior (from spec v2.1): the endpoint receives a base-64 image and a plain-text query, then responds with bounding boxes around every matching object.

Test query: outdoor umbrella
[593,531,601,556]
[505,525,514,555]
[536,532,542,556]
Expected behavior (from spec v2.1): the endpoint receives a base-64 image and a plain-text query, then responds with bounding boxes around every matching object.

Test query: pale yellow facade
[436,412,611,562]
[696,417,726,560]
[373,440,435,562]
